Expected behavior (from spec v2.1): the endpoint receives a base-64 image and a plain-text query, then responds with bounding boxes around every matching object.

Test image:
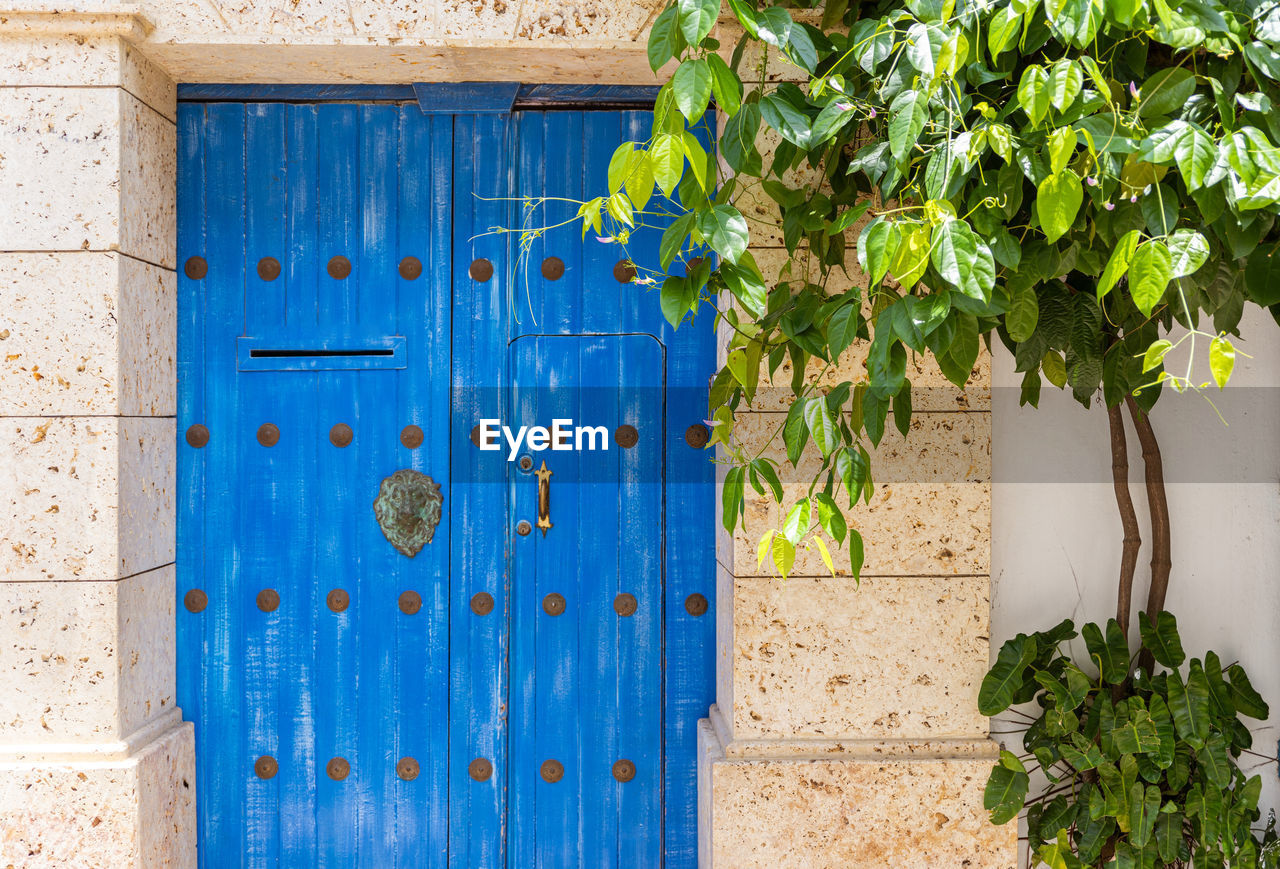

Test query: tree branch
[1108,403,1142,638]
[1126,397,1171,619]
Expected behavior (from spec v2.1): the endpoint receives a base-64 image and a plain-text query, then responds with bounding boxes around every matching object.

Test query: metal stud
[327,256,352,279]
[469,258,494,282]
[397,757,420,781]
[257,257,281,281]
[613,259,636,283]
[470,425,481,447]
[184,256,208,280]
[613,593,637,617]
[469,758,493,781]
[541,256,565,280]
[185,424,209,448]
[257,589,280,612]
[686,256,705,274]
[327,757,350,781]
[542,593,566,617]
[329,423,353,448]
[612,759,636,783]
[518,455,533,471]
[183,589,208,613]
[614,425,639,448]
[685,423,710,449]
[400,425,424,449]
[257,423,279,447]
[398,256,423,280]
[516,520,532,537]
[254,755,278,780]
[326,588,350,613]
[684,593,709,617]
[470,592,494,616]
[399,590,422,615]
[540,759,564,783]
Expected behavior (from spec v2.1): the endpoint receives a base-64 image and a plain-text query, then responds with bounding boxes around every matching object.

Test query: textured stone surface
[0,417,175,582]
[0,252,175,416]
[0,722,195,869]
[701,747,1017,868]
[0,34,176,120]
[0,87,174,266]
[723,568,990,740]
[737,478,990,577]
[0,566,175,744]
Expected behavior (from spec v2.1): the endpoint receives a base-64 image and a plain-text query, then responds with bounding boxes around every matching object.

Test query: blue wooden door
[178,99,714,869]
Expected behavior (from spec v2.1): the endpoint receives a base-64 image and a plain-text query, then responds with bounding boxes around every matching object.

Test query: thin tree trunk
[1125,397,1172,619]
[1108,404,1142,636]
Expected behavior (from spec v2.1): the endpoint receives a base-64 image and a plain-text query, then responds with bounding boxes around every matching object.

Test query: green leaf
[1138,611,1185,667]
[1129,783,1162,847]
[681,131,709,191]
[648,4,681,72]
[1048,60,1083,111]
[658,212,695,270]
[1129,241,1173,317]
[672,58,713,123]
[771,535,796,577]
[1167,667,1211,740]
[782,498,811,544]
[1007,281,1040,342]
[784,398,809,467]
[984,751,1030,825]
[623,151,654,211]
[1209,336,1235,388]
[979,634,1037,715]
[1227,664,1270,719]
[930,219,995,301]
[848,527,865,578]
[677,0,719,46]
[650,133,685,198]
[890,223,931,289]
[1082,619,1129,685]
[1098,230,1142,300]
[1166,229,1209,278]
[1175,125,1217,190]
[722,465,744,531]
[696,205,749,263]
[1196,732,1231,789]
[1139,67,1197,119]
[1036,171,1084,243]
[889,89,928,161]
[706,53,742,117]
[827,301,861,359]
[987,4,1022,59]
[660,275,698,327]
[721,258,767,318]
[1155,810,1183,863]
[814,492,847,544]
[607,142,634,194]
[1047,127,1078,176]
[1245,247,1280,305]
[1018,65,1051,126]
[859,218,900,285]
[803,398,838,457]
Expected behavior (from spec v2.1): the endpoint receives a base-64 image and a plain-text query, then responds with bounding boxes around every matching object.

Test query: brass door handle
[534,460,553,537]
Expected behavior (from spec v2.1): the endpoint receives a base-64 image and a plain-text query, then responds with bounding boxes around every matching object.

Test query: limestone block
[700,745,1018,868]
[1,417,174,583]
[0,34,175,121]
[0,721,195,869]
[0,87,175,268]
[0,567,175,744]
[0,252,175,416]
[516,0,662,39]
[732,411,991,484]
[737,478,990,577]
[722,567,990,740]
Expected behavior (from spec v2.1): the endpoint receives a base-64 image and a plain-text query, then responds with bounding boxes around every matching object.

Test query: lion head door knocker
[373,469,443,558]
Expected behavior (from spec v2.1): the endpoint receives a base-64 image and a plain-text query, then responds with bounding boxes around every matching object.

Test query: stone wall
[0,3,1014,866]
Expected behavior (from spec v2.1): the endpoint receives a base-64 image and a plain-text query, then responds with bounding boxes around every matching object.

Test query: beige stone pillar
[0,12,195,867]
[696,32,1018,869]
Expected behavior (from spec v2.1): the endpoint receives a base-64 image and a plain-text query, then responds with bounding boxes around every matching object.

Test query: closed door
[177,98,714,869]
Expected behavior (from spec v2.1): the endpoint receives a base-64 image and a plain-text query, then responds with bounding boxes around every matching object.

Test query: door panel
[178,102,453,869]
[506,335,664,868]
[178,100,715,869]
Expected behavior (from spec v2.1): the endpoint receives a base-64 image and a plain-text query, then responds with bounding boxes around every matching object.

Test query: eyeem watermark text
[477,419,610,461]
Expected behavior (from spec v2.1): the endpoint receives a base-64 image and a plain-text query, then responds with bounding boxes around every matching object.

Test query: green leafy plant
[981,612,1275,867]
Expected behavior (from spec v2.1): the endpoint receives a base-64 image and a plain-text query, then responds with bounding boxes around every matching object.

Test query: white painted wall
[991,305,1280,824]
